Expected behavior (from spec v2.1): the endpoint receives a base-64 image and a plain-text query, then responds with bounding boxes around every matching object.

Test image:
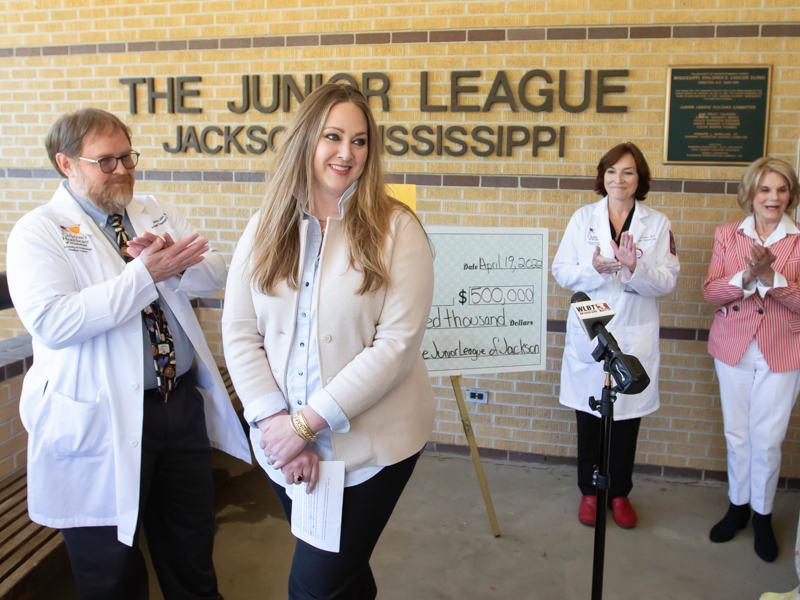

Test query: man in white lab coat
[7,108,250,600]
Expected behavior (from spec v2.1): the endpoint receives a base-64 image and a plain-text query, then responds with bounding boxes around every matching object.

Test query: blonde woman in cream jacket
[222,83,434,600]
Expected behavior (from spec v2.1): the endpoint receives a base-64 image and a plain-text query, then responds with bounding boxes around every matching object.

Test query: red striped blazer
[703,220,800,373]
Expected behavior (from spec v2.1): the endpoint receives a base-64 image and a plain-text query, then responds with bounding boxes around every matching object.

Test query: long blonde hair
[249,83,414,295]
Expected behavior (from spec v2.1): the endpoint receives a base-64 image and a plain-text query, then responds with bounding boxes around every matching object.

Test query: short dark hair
[594,142,651,201]
[45,108,132,177]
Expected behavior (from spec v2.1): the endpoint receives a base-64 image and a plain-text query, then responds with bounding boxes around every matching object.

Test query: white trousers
[715,338,800,514]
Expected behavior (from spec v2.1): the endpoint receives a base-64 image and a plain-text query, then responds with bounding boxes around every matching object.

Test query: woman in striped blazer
[702,157,800,563]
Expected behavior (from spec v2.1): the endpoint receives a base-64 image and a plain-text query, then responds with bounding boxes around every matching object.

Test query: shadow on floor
[34,448,800,600]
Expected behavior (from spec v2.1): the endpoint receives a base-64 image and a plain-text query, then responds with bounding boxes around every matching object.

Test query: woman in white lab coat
[552,142,680,529]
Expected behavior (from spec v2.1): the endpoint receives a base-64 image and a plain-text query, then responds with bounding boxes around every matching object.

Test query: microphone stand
[588,370,615,600]
[571,291,650,600]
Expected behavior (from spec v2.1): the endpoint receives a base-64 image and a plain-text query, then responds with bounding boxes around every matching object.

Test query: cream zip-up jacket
[222,203,435,470]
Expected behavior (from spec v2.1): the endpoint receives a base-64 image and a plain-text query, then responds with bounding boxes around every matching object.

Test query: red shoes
[579,496,638,528]
[611,497,638,528]
[578,495,597,526]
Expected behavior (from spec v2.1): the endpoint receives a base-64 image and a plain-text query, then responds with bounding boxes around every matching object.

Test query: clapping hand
[129,232,208,283]
[746,243,776,287]
[126,231,175,256]
[610,232,637,272]
[592,246,622,275]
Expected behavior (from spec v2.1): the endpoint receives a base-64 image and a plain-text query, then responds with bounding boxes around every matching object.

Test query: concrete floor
[36,449,799,600]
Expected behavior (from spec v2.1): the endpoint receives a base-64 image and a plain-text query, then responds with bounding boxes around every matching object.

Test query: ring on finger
[295,475,303,483]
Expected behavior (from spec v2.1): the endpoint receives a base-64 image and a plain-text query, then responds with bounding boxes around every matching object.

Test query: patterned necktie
[109,214,176,400]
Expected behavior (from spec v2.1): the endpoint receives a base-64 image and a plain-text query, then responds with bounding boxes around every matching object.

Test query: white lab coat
[552,197,680,420]
[7,184,250,546]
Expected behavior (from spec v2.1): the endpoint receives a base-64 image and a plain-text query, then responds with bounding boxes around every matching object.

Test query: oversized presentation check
[422,226,549,377]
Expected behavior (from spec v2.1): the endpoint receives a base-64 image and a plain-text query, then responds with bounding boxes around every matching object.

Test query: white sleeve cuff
[308,389,350,433]
[161,275,182,292]
[584,262,609,289]
[242,391,287,428]
[755,271,785,298]
[729,271,757,300]
[766,271,788,293]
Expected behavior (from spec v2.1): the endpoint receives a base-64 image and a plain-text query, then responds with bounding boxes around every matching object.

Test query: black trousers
[576,410,641,499]
[271,448,422,600]
[61,376,222,600]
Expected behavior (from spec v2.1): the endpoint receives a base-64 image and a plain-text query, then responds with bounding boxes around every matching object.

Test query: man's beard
[72,168,135,215]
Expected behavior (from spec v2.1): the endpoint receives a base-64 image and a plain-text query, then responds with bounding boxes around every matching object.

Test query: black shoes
[710,503,778,562]
[752,512,778,563]
[710,503,750,543]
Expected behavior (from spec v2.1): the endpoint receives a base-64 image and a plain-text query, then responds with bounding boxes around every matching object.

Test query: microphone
[569,291,650,395]
[570,291,615,340]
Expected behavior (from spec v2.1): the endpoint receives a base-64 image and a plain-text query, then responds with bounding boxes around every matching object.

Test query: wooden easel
[422,224,549,539]
[449,374,501,537]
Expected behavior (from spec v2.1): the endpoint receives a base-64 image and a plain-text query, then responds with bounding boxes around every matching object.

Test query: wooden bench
[0,472,67,600]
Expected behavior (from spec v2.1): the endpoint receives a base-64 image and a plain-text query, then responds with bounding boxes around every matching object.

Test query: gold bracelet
[291,411,317,442]
[289,414,306,440]
[296,411,317,442]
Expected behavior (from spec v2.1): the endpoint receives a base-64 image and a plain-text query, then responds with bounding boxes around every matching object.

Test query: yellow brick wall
[1,0,800,479]
[1,0,798,44]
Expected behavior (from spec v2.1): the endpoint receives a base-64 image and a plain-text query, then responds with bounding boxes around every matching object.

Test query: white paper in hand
[289,461,345,553]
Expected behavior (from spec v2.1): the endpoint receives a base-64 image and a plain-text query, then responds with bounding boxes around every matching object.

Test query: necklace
[755,226,770,244]
[753,218,773,245]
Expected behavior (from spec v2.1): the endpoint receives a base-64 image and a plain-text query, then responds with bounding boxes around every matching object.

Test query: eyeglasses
[78,151,140,174]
